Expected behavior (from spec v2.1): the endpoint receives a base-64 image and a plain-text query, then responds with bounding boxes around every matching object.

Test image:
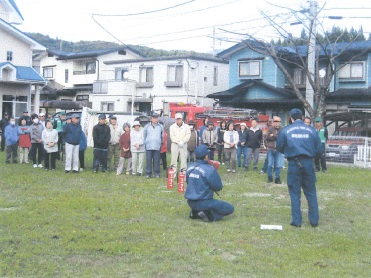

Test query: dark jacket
[184,160,223,201]
[79,131,87,151]
[63,123,82,145]
[217,127,227,144]
[277,119,322,159]
[237,128,248,146]
[93,123,111,149]
[266,126,282,150]
[246,128,262,149]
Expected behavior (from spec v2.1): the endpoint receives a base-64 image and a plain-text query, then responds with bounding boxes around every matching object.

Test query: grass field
[1,149,371,277]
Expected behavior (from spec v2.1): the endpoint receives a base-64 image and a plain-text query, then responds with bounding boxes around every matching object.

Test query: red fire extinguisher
[167,167,175,189]
[178,169,186,193]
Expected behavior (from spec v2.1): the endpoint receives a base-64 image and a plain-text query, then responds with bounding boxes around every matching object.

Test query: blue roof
[8,0,24,21]
[217,40,371,60]
[16,65,45,82]
[0,62,44,82]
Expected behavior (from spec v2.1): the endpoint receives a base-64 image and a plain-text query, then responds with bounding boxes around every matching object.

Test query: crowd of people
[1,109,327,226]
[0,110,329,180]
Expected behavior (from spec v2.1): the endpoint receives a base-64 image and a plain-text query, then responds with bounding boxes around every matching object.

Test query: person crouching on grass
[116,123,132,175]
[184,144,234,222]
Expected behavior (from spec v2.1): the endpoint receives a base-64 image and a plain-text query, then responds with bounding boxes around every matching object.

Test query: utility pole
[305,1,317,117]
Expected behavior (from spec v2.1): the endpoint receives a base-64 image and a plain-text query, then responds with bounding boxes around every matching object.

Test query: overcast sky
[14,0,371,53]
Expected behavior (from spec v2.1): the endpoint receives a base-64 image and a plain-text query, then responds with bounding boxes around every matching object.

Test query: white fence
[355,143,371,168]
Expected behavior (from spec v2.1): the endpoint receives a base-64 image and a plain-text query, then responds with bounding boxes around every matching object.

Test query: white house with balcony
[0,0,46,117]
[91,56,229,115]
[36,47,144,111]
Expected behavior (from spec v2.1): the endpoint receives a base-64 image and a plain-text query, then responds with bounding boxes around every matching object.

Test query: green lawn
[1,149,370,277]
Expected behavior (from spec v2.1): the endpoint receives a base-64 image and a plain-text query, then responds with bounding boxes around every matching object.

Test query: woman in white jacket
[42,120,59,170]
[130,121,145,176]
[223,122,239,173]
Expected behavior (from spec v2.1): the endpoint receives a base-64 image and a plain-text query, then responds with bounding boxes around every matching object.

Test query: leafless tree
[220,2,370,119]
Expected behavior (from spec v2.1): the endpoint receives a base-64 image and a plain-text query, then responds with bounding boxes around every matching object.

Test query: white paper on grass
[260,225,283,230]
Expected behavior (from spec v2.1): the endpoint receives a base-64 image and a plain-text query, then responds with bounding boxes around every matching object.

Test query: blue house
[208,40,371,124]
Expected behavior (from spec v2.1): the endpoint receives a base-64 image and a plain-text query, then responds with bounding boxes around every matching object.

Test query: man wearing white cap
[170,113,191,172]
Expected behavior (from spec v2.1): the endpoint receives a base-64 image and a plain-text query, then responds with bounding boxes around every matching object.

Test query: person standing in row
[144,113,163,178]
[314,117,328,173]
[30,114,44,168]
[0,112,10,152]
[245,119,263,171]
[131,121,145,176]
[18,111,31,126]
[223,122,239,173]
[42,120,58,170]
[187,120,198,163]
[18,119,31,163]
[277,108,322,228]
[54,111,66,160]
[237,122,248,169]
[107,115,123,171]
[93,114,111,173]
[63,114,82,173]
[116,123,132,175]
[170,113,191,173]
[79,130,87,172]
[4,116,19,164]
[217,120,227,165]
[266,116,284,184]
[202,121,217,160]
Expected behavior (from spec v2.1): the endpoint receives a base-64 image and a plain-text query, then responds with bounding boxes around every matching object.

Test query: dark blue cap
[151,113,159,118]
[289,108,302,118]
[98,114,106,119]
[195,145,209,159]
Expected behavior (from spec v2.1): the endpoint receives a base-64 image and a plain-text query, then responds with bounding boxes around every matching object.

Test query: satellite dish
[319,69,326,78]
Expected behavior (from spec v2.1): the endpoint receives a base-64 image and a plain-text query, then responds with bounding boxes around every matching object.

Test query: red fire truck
[165,102,270,129]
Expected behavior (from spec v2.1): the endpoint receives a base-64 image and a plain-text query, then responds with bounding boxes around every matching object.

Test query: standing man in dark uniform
[277,109,322,228]
[93,114,111,173]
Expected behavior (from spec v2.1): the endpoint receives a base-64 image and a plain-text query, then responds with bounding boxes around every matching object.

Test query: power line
[92,0,195,17]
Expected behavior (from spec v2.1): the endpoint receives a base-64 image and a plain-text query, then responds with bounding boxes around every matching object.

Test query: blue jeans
[287,158,319,226]
[261,155,268,172]
[187,199,234,221]
[267,150,284,178]
[93,148,108,172]
[146,150,160,177]
[237,145,247,167]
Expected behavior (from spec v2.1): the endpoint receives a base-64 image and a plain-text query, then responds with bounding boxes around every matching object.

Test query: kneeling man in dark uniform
[277,108,322,227]
[184,144,234,222]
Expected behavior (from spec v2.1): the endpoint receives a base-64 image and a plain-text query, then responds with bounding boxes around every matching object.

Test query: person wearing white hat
[130,121,145,176]
[170,113,191,173]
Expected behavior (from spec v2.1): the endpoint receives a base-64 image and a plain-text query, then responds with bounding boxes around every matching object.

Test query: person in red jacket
[116,123,132,175]
[18,119,31,163]
[160,130,168,171]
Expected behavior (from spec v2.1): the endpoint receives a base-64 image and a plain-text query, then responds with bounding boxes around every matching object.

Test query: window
[43,67,53,78]
[165,65,183,87]
[115,68,128,81]
[338,62,365,80]
[213,66,218,86]
[6,51,13,61]
[86,62,96,74]
[101,102,114,111]
[293,68,305,86]
[238,60,261,78]
[139,66,154,84]
[65,69,69,83]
